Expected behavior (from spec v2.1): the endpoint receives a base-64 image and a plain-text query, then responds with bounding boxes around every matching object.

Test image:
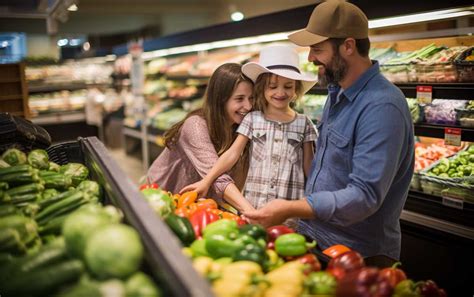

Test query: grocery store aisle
[107,148,145,185]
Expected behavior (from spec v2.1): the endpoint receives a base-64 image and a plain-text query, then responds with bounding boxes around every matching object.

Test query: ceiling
[0,0,318,36]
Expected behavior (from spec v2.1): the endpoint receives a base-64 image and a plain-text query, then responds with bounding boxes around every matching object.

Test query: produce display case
[46,137,214,296]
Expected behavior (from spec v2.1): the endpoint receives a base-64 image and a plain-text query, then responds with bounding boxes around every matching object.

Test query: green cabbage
[76,180,102,198]
[85,224,144,279]
[126,272,161,297]
[2,148,27,166]
[140,188,174,218]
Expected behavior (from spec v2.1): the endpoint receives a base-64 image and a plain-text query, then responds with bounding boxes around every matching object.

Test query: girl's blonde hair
[164,63,253,156]
[252,73,304,112]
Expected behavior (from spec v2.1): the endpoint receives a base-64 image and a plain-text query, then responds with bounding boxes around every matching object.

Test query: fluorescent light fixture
[69,38,81,46]
[141,6,472,60]
[369,6,474,29]
[67,4,78,11]
[231,11,244,22]
[1,41,9,48]
[83,41,90,51]
[142,32,289,60]
[57,38,68,47]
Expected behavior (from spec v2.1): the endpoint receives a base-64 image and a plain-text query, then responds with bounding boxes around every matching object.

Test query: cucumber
[2,259,84,295]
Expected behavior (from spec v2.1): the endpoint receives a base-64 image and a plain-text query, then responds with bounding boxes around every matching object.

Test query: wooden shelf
[0,95,23,101]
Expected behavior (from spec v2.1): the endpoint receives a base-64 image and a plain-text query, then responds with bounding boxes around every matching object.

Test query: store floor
[107,147,145,185]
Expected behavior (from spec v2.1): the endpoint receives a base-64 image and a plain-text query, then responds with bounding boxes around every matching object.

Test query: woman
[147,63,255,213]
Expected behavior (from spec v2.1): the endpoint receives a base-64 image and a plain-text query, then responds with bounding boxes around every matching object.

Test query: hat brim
[288,29,329,47]
[242,62,317,94]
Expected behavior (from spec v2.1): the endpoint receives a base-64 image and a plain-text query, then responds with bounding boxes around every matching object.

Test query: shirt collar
[342,60,380,102]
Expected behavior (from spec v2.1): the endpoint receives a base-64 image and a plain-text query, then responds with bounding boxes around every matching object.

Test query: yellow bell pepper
[213,261,265,297]
[264,261,305,297]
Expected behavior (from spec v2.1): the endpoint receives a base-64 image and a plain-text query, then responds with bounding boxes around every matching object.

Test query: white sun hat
[242,44,317,94]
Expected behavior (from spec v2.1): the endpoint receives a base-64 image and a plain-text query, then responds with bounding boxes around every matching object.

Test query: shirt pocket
[287,131,304,164]
[251,129,267,162]
[327,129,351,171]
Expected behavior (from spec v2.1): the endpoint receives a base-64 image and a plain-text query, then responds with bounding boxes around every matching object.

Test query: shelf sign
[444,127,461,146]
[416,85,432,104]
[441,196,464,210]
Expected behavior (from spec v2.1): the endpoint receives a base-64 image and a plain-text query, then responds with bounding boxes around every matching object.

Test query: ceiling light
[57,38,68,47]
[231,11,244,22]
[67,4,78,11]
[369,6,473,29]
[83,42,90,51]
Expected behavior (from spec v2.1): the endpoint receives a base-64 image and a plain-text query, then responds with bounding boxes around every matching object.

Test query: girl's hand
[180,180,211,197]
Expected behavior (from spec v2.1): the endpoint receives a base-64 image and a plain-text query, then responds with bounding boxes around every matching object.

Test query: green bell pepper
[165,214,195,246]
[205,234,241,259]
[202,219,238,239]
[190,239,210,258]
[274,233,316,257]
[393,279,421,297]
[239,224,267,249]
[232,242,268,266]
[304,271,337,295]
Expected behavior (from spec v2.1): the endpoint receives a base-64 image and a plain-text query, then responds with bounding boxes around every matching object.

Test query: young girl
[181,45,317,225]
[147,63,255,213]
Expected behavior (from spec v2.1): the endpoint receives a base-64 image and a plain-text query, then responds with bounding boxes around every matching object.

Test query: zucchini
[0,181,8,191]
[35,191,85,223]
[39,170,58,178]
[2,259,84,295]
[1,171,40,185]
[0,164,31,177]
[6,183,44,197]
[38,189,76,209]
[11,244,67,276]
[10,193,41,205]
[0,204,20,216]
[43,174,72,190]
[39,214,68,235]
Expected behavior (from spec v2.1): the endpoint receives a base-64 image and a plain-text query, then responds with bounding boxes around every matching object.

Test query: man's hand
[179,179,211,197]
[243,198,315,228]
[243,199,290,228]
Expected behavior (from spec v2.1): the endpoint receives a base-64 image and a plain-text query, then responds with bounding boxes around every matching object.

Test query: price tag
[444,128,461,146]
[441,196,464,210]
[416,86,432,104]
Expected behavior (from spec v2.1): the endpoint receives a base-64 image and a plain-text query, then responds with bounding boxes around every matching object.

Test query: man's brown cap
[289,0,368,46]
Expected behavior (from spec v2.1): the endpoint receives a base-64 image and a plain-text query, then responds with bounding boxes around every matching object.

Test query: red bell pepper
[336,267,393,297]
[266,225,294,249]
[417,280,447,297]
[379,262,407,288]
[296,253,321,274]
[139,183,159,190]
[327,250,365,280]
[189,209,219,238]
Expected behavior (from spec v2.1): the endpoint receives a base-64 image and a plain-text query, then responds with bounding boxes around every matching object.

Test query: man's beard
[317,53,348,87]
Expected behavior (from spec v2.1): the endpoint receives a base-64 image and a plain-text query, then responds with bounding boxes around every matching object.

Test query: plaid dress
[237,111,317,210]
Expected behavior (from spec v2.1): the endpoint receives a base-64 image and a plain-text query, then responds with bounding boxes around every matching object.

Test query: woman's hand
[180,180,211,197]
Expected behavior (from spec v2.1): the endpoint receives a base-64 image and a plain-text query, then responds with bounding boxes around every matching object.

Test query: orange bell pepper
[322,244,351,258]
[178,191,198,208]
[221,211,239,220]
[175,206,191,218]
[195,198,218,210]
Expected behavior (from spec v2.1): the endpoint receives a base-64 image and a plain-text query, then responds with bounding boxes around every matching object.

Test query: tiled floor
[107,147,146,185]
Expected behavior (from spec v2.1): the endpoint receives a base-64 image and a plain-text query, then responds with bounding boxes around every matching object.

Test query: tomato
[322,244,351,258]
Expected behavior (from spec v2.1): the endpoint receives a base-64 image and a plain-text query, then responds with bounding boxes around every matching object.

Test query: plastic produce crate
[455,47,474,82]
[47,137,214,297]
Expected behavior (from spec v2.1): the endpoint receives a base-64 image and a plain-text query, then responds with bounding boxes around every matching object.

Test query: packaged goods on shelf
[454,47,474,82]
[423,99,467,125]
[406,98,423,123]
[416,46,467,83]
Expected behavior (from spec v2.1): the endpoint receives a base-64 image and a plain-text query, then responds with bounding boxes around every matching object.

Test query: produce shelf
[406,190,474,230]
[414,123,474,142]
[47,137,214,297]
[28,82,109,94]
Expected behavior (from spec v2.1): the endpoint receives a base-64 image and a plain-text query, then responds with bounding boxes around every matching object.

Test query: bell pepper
[205,234,241,259]
[195,198,218,210]
[212,261,265,297]
[327,250,365,279]
[296,253,321,274]
[239,224,267,249]
[393,279,421,297]
[139,183,159,190]
[177,191,198,208]
[189,209,219,238]
[190,239,210,258]
[417,280,447,297]
[164,213,195,246]
[174,206,191,218]
[379,262,407,288]
[264,249,284,272]
[193,256,214,276]
[336,267,393,297]
[264,261,305,297]
[323,244,351,258]
[203,219,238,238]
[233,242,268,267]
[274,233,316,257]
[266,225,294,249]
[304,271,337,295]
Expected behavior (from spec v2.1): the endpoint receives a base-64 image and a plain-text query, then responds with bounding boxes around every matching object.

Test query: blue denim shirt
[298,61,414,260]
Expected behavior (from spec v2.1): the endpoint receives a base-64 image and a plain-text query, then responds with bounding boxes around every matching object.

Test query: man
[244,0,414,262]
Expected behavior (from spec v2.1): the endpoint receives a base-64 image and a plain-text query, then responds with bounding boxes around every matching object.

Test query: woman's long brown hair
[164,63,253,156]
